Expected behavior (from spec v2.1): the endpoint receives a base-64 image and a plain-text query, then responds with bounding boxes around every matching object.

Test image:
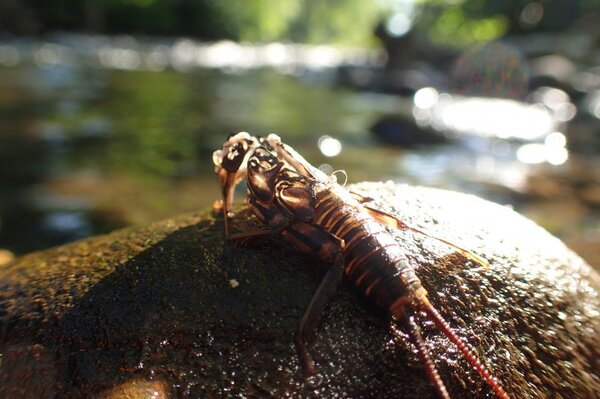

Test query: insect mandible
[212,132,510,399]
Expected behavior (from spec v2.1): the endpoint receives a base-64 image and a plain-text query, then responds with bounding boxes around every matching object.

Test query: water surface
[0,36,599,269]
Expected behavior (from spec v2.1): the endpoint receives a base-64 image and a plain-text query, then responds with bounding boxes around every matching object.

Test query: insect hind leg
[283,221,346,376]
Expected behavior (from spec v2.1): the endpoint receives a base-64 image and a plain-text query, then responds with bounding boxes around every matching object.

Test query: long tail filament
[392,299,510,399]
[393,316,451,399]
[420,299,510,399]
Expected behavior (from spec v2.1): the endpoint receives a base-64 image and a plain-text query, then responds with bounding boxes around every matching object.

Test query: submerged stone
[1,183,599,398]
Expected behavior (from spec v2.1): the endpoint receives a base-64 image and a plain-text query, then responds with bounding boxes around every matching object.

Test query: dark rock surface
[370,116,447,147]
[1,182,599,398]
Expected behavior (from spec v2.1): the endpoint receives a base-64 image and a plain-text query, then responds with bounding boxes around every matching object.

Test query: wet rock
[529,54,577,92]
[97,376,172,399]
[0,344,61,398]
[371,116,447,147]
[0,249,14,266]
[1,182,599,398]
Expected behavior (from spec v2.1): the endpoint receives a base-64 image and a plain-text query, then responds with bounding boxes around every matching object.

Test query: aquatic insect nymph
[213,132,510,399]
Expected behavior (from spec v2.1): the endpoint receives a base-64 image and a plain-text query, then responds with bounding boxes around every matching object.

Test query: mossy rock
[1,183,599,398]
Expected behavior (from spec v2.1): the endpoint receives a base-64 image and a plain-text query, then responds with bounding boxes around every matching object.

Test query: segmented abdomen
[314,190,423,313]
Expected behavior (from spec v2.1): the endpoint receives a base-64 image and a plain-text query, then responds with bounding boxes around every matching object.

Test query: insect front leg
[227,228,273,246]
[212,132,262,238]
[282,221,345,375]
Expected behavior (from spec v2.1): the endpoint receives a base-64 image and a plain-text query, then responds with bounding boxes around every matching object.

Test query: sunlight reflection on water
[412,86,573,166]
[0,33,594,255]
[2,34,385,74]
[413,87,557,141]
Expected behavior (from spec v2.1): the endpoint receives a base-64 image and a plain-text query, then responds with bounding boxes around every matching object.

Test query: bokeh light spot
[386,13,412,37]
[318,135,342,157]
[414,87,439,109]
[520,2,544,28]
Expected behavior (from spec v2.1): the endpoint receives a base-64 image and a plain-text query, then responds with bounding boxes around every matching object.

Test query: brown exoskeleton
[213,132,510,399]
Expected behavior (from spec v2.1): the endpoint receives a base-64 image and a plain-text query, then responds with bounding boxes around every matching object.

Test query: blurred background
[0,0,599,270]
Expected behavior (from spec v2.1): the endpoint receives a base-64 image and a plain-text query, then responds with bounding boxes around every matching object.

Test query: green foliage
[416,0,593,45]
[19,0,387,46]
[302,0,382,45]
[216,0,302,42]
[102,0,236,38]
[214,0,383,46]
[6,0,598,46]
[423,5,509,48]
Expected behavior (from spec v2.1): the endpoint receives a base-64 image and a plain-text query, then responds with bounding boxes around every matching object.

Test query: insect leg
[228,228,273,246]
[296,260,344,374]
[360,204,489,268]
[392,315,451,399]
[282,221,345,375]
[217,171,243,239]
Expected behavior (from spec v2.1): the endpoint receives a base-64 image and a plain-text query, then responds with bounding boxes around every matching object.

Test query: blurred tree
[295,0,381,45]
[419,4,509,48]
[102,0,237,38]
[416,0,590,48]
[0,0,596,48]
[218,0,302,42]
[0,0,385,46]
[215,0,383,46]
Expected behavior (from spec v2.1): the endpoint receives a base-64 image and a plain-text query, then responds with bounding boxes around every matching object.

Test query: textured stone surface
[1,182,599,398]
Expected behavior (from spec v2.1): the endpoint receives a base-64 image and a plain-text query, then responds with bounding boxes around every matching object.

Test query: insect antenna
[399,223,490,268]
[420,299,510,399]
[392,314,451,399]
[331,169,348,187]
[358,203,490,268]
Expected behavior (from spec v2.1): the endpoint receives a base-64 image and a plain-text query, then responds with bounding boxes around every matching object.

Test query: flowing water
[0,35,599,269]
